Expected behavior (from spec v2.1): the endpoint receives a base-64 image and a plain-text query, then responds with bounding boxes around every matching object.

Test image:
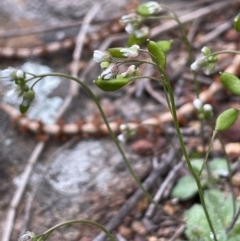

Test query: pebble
[118,225,133,239]
[232,172,240,187]
[131,220,147,236]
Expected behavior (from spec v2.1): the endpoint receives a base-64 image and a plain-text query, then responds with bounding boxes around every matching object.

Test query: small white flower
[120,45,140,58]
[0,67,17,82]
[93,50,111,63]
[100,63,118,80]
[18,231,35,241]
[117,133,126,143]
[145,1,162,14]
[201,46,211,56]
[121,65,140,77]
[134,26,149,38]
[203,104,213,112]
[125,24,135,34]
[190,57,207,72]
[121,13,139,24]
[193,98,202,110]
[190,61,200,72]
[16,69,24,78]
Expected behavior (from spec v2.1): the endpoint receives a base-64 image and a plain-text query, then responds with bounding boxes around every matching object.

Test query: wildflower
[145,1,162,14]
[121,65,140,77]
[100,63,118,80]
[121,13,139,24]
[203,104,213,112]
[201,46,211,56]
[193,98,202,110]
[93,50,111,63]
[16,69,24,78]
[134,26,149,39]
[190,57,206,72]
[120,45,140,58]
[0,67,17,82]
[18,231,35,241]
[125,23,135,34]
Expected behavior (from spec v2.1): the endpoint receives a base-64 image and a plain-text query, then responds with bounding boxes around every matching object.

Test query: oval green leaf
[215,108,239,131]
[147,40,166,69]
[93,76,131,91]
[220,72,240,95]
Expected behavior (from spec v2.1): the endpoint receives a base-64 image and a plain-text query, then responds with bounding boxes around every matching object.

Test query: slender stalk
[36,73,161,209]
[199,130,217,176]
[156,65,218,241]
[34,219,116,241]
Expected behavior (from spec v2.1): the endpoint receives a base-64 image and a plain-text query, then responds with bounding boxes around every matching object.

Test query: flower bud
[93,50,111,63]
[120,45,140,58]
[193,98,202,110]
[201,46,211,56]
[16,69,24,78]
[100,64,118,80]
[121,13,139,24]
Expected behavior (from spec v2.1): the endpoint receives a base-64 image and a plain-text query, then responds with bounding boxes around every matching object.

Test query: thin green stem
[36,73,161,209]
[199,130,217,176]
[155,65,218,241]
[34,219,116,241]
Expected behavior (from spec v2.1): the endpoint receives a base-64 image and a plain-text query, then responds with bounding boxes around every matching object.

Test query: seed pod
[93,76,131,91]
[234,14,240,32]
[156,40,172,53]
[107,48,128,58]
[215,108,239,131]
[220,72,240,95]
[147,39,166,69]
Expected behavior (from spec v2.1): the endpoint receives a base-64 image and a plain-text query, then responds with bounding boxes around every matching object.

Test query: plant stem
[34,219,116,241]
[37,73,161,209]
[156,66,218,241]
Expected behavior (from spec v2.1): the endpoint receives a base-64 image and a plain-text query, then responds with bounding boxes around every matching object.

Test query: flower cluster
[121,1,162,40]
[93,45,141,81]
[0,67,35,113]
[193,98,213,119]
[190,46,218,75]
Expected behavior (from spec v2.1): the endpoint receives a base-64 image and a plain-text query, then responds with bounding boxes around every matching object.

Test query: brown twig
[144,159,184,218]
[93,149,176,241]
[2,142,45,241]
[55,3,100,120]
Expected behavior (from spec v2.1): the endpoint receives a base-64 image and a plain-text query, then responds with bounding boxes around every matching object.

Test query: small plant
[1,1,240,241]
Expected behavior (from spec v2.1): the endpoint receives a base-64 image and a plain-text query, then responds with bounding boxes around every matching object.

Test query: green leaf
[220,72,240,95]
[209,158,229,177]
[215,108,239,131]
[93,76,131,91]
[234,14,240,32]
[147,40,166,69]
[191,158,204,175]
[184,190,239,241]
[156,40,173,53]
[171,175,199,200]
[127,34,147,47]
